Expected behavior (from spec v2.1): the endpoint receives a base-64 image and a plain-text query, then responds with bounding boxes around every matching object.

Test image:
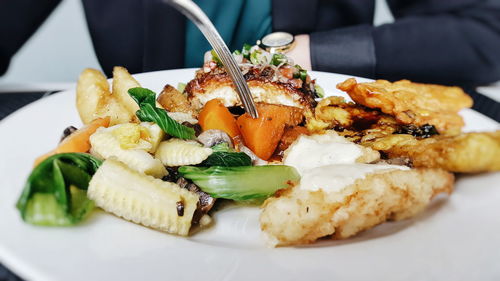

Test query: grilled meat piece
[185,65,317,110]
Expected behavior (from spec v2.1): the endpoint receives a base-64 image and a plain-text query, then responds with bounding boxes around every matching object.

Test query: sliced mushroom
[197,129,233,148]
[238,144,268,166]
[176,177,216,213]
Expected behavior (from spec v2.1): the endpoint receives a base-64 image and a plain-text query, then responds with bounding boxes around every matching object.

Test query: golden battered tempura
[366,131,500,173]
[337,78,473,135]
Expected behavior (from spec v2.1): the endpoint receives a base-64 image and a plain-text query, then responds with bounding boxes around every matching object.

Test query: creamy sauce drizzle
[299,164,409,192]
[283,131,410,193]
[283,132,362,174]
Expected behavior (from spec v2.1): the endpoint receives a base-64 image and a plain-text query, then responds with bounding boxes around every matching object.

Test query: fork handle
[164,0,259,118]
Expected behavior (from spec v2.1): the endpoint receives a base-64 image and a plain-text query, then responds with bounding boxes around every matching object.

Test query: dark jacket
[1,0,500,86]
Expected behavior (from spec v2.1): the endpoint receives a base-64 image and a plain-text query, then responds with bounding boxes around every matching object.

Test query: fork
[164,0,259,118]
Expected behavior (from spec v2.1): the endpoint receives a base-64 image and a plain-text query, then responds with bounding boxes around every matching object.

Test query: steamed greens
[201,143,252,167]
[128,87,195,140]
[16,153,102,226]
[179,165,300,201]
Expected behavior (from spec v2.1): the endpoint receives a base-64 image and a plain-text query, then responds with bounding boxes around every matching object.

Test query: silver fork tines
[164,0,259,118]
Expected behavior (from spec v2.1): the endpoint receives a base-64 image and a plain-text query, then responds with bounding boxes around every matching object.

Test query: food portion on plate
[184,47,318,111]
[337,78,473,135]
[15,45,500,247]
[307,80,500,173]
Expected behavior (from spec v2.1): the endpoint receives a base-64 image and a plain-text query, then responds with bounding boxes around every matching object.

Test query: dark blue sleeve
[310,0,500,87]
[0,0,62,75]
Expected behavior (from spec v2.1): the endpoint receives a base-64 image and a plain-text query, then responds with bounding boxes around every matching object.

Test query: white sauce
[283,131,410,193]
[283,132,363,174]
[299,164,409,192]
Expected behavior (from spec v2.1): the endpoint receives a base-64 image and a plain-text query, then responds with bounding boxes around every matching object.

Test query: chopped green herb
[210,49,223,67]
[242,43,252,59]
[271,53,288,66]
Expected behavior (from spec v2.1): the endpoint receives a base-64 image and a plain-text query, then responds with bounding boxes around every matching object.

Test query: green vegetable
[176,82,187,93]
[210,49,223,67]
[232,49,242,56]
[201,152,252,167]
[292,65,308,81]
[294,69,308,81]
[200,142,252,167]
[314,84,325,98]
[16,153,102,226]
[242,43,252,59]
[128,87,195,140]
[270,53,288,66]
[211,142,231,152]
[179,165,300,201]
[299,70,308,81]
[249,49,261,65]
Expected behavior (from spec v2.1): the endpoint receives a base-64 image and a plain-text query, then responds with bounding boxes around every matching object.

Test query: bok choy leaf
[179,165,300,201]
[16,153,102,226]
[128,87,195,140]
[200,142,252,167]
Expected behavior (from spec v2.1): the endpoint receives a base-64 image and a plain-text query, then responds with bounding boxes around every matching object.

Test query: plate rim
[1,68,499,281]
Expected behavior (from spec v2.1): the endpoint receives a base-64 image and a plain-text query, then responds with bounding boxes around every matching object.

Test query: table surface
[0,87,499,281]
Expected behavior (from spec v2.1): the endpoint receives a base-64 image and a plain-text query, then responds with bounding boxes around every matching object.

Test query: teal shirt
[184,0,272,68]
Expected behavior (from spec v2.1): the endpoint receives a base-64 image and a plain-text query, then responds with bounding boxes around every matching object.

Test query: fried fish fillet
[261,168,453,246]
[365,131,500,173]
[337,78,473,135]
[185,66,317,110]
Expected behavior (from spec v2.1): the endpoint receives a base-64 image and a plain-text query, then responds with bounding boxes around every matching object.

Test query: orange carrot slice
[236,104,299,160]
[34,117,110,166]
[198,99,241,138]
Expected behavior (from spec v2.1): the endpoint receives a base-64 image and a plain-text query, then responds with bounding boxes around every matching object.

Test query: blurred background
[1,0,498,101]
[0,0,100,91]
[0,0,396,90]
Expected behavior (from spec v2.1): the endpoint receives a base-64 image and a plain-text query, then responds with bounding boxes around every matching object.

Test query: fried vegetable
[179,165,300,201]
[34,117,110,166]
[111,66,141,115]
[17,153,102,226]
[198,99,241,138]
[365,131,500,173]
[76,68,135,125]
[337,78,473,135]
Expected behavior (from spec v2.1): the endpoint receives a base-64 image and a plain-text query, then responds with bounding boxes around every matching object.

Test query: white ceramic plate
[1,69,499,281]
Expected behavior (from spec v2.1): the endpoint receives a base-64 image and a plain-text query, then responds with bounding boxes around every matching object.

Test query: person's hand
[286,34,311,70]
